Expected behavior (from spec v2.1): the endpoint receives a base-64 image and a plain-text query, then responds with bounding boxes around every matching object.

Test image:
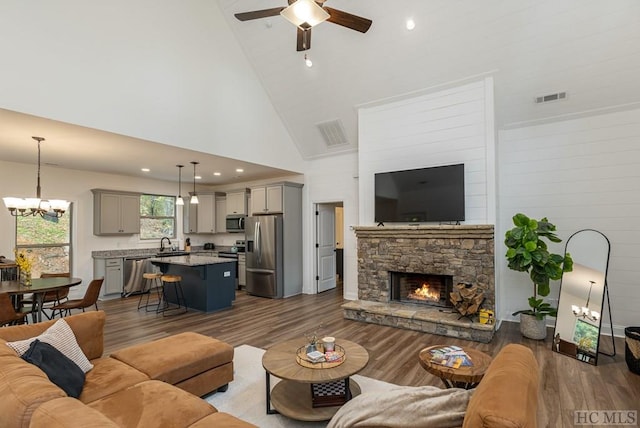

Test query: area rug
[206,344,396,428]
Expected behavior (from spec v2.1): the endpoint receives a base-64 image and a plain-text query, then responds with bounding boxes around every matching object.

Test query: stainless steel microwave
[225,214,246,233]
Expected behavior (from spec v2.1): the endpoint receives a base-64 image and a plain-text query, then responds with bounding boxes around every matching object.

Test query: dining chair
[0,293,28,326]
[20,272,71,321]
[51,278,103,318]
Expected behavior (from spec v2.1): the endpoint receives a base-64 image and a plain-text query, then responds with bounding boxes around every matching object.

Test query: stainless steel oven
[225,214,246,233]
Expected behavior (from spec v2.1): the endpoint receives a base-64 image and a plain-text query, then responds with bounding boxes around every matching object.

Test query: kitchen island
[148,255,237,313]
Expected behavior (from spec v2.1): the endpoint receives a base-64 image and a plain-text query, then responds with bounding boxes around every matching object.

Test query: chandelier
[572,280,600,322]
[3,136,70,218]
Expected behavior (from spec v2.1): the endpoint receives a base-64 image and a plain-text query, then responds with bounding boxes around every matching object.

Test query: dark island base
[156,262,237,313]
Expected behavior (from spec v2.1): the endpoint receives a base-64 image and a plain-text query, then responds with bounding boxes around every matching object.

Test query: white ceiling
[1,1,639,182]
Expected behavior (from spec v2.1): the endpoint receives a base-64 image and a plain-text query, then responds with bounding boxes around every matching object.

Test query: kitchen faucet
[160,237,172,252]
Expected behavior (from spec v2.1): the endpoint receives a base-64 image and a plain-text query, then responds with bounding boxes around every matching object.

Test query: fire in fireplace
[390,272,453,308]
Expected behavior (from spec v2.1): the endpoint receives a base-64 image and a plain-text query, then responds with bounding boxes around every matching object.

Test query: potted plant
[504,213,573,339]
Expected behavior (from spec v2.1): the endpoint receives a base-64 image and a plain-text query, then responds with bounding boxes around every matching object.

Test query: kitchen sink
[154,251,190,258]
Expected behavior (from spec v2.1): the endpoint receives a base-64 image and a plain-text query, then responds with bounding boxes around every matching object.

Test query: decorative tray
[296,344,346,369]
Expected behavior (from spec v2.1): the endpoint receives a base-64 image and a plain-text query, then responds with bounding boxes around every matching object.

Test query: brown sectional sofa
[0,311,255,428]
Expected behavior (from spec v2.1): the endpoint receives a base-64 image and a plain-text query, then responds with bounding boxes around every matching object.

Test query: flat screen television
[374,163,465,223]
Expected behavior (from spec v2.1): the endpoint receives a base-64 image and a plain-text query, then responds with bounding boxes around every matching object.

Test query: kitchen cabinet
[92,189,141,235]
[250,182,302,215]
[216,196,226,233]
[238,253,246,288]
[251,182,302,215]
[226,190,247,215]
[183,192,222,234]
[93,257,123,298]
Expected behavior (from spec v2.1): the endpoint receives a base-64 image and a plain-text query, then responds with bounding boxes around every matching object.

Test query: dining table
[0,277,82,322]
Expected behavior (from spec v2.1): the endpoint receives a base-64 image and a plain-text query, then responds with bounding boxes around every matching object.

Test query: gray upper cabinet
[250,182,302,215]
[183,192,222,234]
[92,189,141,235]
[250,185,284,214]
[226,190,247,215]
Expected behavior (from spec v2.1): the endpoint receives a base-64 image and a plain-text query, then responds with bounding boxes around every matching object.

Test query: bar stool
[138,272,163,312]
[159,274,187,316]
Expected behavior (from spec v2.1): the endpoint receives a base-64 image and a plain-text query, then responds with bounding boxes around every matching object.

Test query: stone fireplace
[342,225,495,342]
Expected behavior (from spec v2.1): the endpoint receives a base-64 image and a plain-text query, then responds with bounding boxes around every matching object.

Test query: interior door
[316,204,336,293]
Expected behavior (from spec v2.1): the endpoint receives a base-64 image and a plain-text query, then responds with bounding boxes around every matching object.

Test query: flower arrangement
[15,249,33,285]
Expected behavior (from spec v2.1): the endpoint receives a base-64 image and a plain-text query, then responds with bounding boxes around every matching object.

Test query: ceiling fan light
[281,0,329,29]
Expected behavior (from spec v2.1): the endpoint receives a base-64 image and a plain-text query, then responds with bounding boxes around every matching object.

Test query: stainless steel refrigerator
[246,215,284,298]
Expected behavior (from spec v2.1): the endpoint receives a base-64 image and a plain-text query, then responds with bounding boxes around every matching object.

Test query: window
[16,209,72,277]
[140,194,176,239]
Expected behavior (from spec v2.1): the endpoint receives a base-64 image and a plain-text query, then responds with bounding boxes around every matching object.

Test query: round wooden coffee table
[418,345,492,389]
[262,338,369,422]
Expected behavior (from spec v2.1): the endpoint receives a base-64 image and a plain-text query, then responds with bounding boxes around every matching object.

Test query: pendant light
[175,165,184,206]
[190,161,199,205]
[3,136,70,218]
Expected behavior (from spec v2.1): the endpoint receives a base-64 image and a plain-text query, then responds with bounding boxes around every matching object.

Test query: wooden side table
[418,345,492,389]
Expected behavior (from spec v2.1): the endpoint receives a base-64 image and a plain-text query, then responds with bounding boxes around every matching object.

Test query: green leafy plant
[505,213,573,320]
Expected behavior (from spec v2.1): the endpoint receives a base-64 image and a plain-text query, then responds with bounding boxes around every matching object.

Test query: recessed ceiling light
[141,168,150,172]
[406,18,415,30]
[195,175,202,180]
[236,168,244,173]
[213,172,221,176]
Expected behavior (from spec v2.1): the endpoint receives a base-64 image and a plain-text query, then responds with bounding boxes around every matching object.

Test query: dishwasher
[123,256,154,297]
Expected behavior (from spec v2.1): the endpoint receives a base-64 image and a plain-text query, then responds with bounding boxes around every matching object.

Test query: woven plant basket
[625,327,640,375]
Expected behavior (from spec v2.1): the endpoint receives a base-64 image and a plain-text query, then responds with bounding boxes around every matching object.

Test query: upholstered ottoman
[110,332,234,397]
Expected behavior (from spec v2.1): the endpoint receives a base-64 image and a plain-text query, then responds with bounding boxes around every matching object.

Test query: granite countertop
[147,255,236,266]
[92,246,235,259]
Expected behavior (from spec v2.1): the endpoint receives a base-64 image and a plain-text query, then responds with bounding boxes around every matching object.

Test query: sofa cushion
[80,356,149,404]
[0,311,105,360]
[88,380,217,427]
[21,340,85,398]
[191,412,259,428]
[0,354,67,428]
[30,397,119,428]
[6,318,94,372]
[110,332,233,385]
[462,344,539,428]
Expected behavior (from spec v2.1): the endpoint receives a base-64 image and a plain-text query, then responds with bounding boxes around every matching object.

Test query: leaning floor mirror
[553,229,615,365]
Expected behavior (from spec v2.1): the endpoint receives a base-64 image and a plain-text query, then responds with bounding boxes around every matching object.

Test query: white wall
[302,153,359,299]
[498,107,640,335]
[0,0,304,173]
[358,78,496,225]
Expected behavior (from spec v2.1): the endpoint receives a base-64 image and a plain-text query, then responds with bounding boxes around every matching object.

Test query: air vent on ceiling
[535,91,567,104]
[316,119,348,147]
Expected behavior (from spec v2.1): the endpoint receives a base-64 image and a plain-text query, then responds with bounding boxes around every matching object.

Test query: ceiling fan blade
[234,7,285,22]
[324,7,372,33]
[297,28,311,51]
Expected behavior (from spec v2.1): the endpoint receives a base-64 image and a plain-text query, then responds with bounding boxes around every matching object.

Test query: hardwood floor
[98,286,640,427]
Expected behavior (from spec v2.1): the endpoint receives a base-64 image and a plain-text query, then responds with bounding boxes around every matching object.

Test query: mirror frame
[552,229,611,365]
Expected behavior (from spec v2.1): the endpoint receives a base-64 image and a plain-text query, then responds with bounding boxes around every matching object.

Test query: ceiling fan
[234,0,372,51]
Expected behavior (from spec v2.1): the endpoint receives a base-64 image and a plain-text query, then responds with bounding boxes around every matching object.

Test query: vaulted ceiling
[1,1,639,183]
[220,0,640,159]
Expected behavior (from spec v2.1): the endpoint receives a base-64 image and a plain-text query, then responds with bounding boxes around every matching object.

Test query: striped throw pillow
[6,318,93,373]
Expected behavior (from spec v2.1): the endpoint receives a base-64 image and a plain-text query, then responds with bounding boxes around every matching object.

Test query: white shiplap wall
[498,108,640,334]
[358,77,496,225]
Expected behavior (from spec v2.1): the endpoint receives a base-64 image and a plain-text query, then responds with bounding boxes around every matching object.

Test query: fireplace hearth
[391,272,453,308]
